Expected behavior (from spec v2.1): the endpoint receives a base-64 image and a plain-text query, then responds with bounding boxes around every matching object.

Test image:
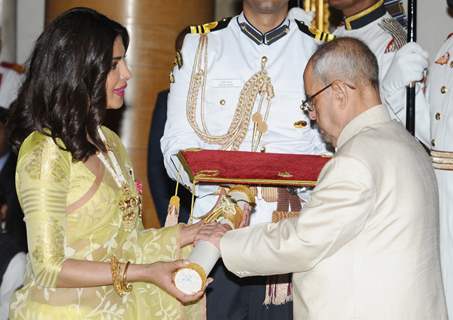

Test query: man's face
[303,66,341,146]
[243,0,289,14]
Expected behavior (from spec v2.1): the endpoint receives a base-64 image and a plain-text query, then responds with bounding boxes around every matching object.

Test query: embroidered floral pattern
[10,129,203,320]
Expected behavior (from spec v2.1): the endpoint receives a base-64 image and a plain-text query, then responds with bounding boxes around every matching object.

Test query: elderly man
[198,37,447,319]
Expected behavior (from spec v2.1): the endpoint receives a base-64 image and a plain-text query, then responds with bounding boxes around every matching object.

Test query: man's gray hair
[309,37,379,90]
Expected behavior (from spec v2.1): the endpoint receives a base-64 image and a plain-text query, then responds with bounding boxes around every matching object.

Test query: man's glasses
[300,80,356,113]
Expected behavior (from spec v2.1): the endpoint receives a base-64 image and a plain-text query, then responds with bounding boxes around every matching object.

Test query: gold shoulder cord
[186,35,275,151]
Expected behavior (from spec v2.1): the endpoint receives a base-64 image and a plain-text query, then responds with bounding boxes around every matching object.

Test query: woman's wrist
[125,263,153,283]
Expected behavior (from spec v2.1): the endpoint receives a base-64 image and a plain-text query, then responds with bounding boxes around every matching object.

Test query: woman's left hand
[145,260,210,304]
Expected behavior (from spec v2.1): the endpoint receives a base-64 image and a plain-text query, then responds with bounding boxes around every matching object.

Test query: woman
[7,7,204,319]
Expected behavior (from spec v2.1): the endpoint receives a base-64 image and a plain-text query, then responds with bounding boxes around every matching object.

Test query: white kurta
[334,12,430,145]
[428,33,453,320]
[220,105,447,319]
[162,13,326,224]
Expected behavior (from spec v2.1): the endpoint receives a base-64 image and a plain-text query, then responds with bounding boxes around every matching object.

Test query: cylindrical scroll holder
[174,186,254,295]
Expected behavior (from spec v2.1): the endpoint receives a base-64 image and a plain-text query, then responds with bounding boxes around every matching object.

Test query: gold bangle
[111,256,132,296]
[121,261,133,294]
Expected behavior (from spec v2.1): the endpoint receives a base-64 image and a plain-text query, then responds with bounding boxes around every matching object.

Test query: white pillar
[1,0,17,62]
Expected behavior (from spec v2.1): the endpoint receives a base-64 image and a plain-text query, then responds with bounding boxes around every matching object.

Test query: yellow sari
[9,127,203,319]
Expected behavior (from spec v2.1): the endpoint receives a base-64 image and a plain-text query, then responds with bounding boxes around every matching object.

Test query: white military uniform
[429,33,453,320]
[162,13,332,319]
[0,63,23,108]
[162,13,329,225]
[333,0,430,145]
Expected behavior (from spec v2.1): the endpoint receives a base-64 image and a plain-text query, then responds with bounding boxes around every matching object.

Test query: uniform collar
[237,12,290,45]
[343,0,386,30]
[336,105,390,149]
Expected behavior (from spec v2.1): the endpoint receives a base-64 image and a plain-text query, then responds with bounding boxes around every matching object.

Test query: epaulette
[294,20,335,42]
[189,17,232,35]
[0,62,25,74]
[378,17,406,53]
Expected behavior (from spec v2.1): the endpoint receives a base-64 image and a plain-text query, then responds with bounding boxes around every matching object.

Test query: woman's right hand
[180,221,204,247]
[143,260,207,304]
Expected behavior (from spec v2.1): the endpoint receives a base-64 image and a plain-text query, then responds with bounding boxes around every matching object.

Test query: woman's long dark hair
[7,7,129,161]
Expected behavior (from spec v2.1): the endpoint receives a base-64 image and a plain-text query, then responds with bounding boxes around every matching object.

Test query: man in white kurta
[428,1,453,315]
[330,0,430,145]
[198,37,447,319]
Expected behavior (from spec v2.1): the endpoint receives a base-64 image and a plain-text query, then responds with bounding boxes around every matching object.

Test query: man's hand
[195,223,232,250]
[382,42,429,96]
[145,260,208,304]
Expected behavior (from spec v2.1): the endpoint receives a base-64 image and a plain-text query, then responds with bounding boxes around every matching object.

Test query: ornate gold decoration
[272,211,300,223]
[186,35,275,151]
[118,185,141,231]
[278,171,294,178]
[228,185,256,206]
[195,169,220,179]
[111,256,133,297]
[304,0,330,33]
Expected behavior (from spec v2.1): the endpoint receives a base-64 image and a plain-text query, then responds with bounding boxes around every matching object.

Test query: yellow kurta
[9,127,203,320]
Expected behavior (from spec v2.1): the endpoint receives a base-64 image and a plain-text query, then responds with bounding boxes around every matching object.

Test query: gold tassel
[165,182,181,227]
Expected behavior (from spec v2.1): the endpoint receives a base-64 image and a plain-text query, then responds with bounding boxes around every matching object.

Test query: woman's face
[106,36,131,109]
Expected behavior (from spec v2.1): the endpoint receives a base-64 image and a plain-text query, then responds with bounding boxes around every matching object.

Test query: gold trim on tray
[277,171,293,178]
[192,176,318,187]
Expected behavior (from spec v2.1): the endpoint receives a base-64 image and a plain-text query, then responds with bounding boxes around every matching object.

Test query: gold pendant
[119,185,140,231]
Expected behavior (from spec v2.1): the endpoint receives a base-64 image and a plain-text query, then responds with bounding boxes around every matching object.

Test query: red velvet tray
[177,149,331,187]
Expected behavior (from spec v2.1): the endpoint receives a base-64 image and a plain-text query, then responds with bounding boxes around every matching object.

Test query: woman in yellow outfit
[7,7,205,319]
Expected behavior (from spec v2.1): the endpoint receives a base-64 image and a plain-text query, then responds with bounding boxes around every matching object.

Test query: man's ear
[331,81,348,109]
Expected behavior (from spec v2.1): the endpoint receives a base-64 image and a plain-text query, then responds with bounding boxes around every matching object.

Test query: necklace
[186,35,275,151]
[97,127,141,231]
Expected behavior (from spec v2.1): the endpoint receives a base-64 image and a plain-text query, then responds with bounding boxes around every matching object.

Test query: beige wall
[415,0,452,57]
[215,0,241,19]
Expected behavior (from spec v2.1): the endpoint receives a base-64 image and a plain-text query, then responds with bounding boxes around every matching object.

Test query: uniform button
[219,99,226,106]
[294,120,307,128]
[431,139,436,147]
[260,146,266,153]
[441,86,448,94]
[435,112,441,120]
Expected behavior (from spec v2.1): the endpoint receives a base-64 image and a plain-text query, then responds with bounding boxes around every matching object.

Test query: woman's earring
[0,220,7,234]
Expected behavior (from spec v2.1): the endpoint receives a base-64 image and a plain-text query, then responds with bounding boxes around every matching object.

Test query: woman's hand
[180,221,204,247]
[195,223,231,250]
[143,260,209,304]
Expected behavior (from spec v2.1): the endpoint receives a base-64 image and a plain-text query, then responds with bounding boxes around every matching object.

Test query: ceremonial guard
[0,62,23,108]
[429,27,453,320]
[161,1,332,318]
[329,0,430,145]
